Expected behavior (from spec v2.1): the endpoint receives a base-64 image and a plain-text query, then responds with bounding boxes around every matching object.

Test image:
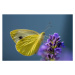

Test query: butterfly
[10,29,45,56]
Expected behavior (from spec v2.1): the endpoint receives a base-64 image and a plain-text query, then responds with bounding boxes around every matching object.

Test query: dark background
[3,15,73,61]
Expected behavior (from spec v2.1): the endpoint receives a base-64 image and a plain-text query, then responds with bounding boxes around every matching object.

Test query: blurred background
[3,15,73,61]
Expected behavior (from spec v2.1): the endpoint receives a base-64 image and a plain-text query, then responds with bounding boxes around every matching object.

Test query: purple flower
[37,33,64,61]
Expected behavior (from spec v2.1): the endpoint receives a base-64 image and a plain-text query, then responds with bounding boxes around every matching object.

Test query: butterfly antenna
[43,22,52,32]
[43,26,50,32]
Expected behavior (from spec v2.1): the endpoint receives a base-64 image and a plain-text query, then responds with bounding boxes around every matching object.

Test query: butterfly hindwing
[16,34,42,56]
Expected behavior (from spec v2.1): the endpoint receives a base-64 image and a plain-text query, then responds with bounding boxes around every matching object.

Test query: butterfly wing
[16,34,43,56]
[10,29,39,43]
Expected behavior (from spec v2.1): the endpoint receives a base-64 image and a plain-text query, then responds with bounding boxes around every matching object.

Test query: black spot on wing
[19,36,23,39]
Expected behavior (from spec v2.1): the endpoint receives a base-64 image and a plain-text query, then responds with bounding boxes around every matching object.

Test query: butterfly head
[41,32,45,36]
[39,32,45,41]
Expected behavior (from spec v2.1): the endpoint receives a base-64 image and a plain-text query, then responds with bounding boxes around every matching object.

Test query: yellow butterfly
[10,29,45,56]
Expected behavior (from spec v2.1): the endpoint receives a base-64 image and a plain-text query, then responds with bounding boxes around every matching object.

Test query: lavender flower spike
[37,33,64,61]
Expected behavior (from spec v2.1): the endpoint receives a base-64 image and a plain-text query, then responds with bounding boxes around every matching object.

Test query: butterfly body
[10,29,45,56]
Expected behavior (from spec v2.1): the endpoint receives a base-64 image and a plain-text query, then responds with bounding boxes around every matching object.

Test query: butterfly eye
[43,33,45,35]
[42,32,45,35]
[19,36,23,39]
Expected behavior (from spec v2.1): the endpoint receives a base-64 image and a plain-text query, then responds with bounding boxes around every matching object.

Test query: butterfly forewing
[10,29,39,43]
